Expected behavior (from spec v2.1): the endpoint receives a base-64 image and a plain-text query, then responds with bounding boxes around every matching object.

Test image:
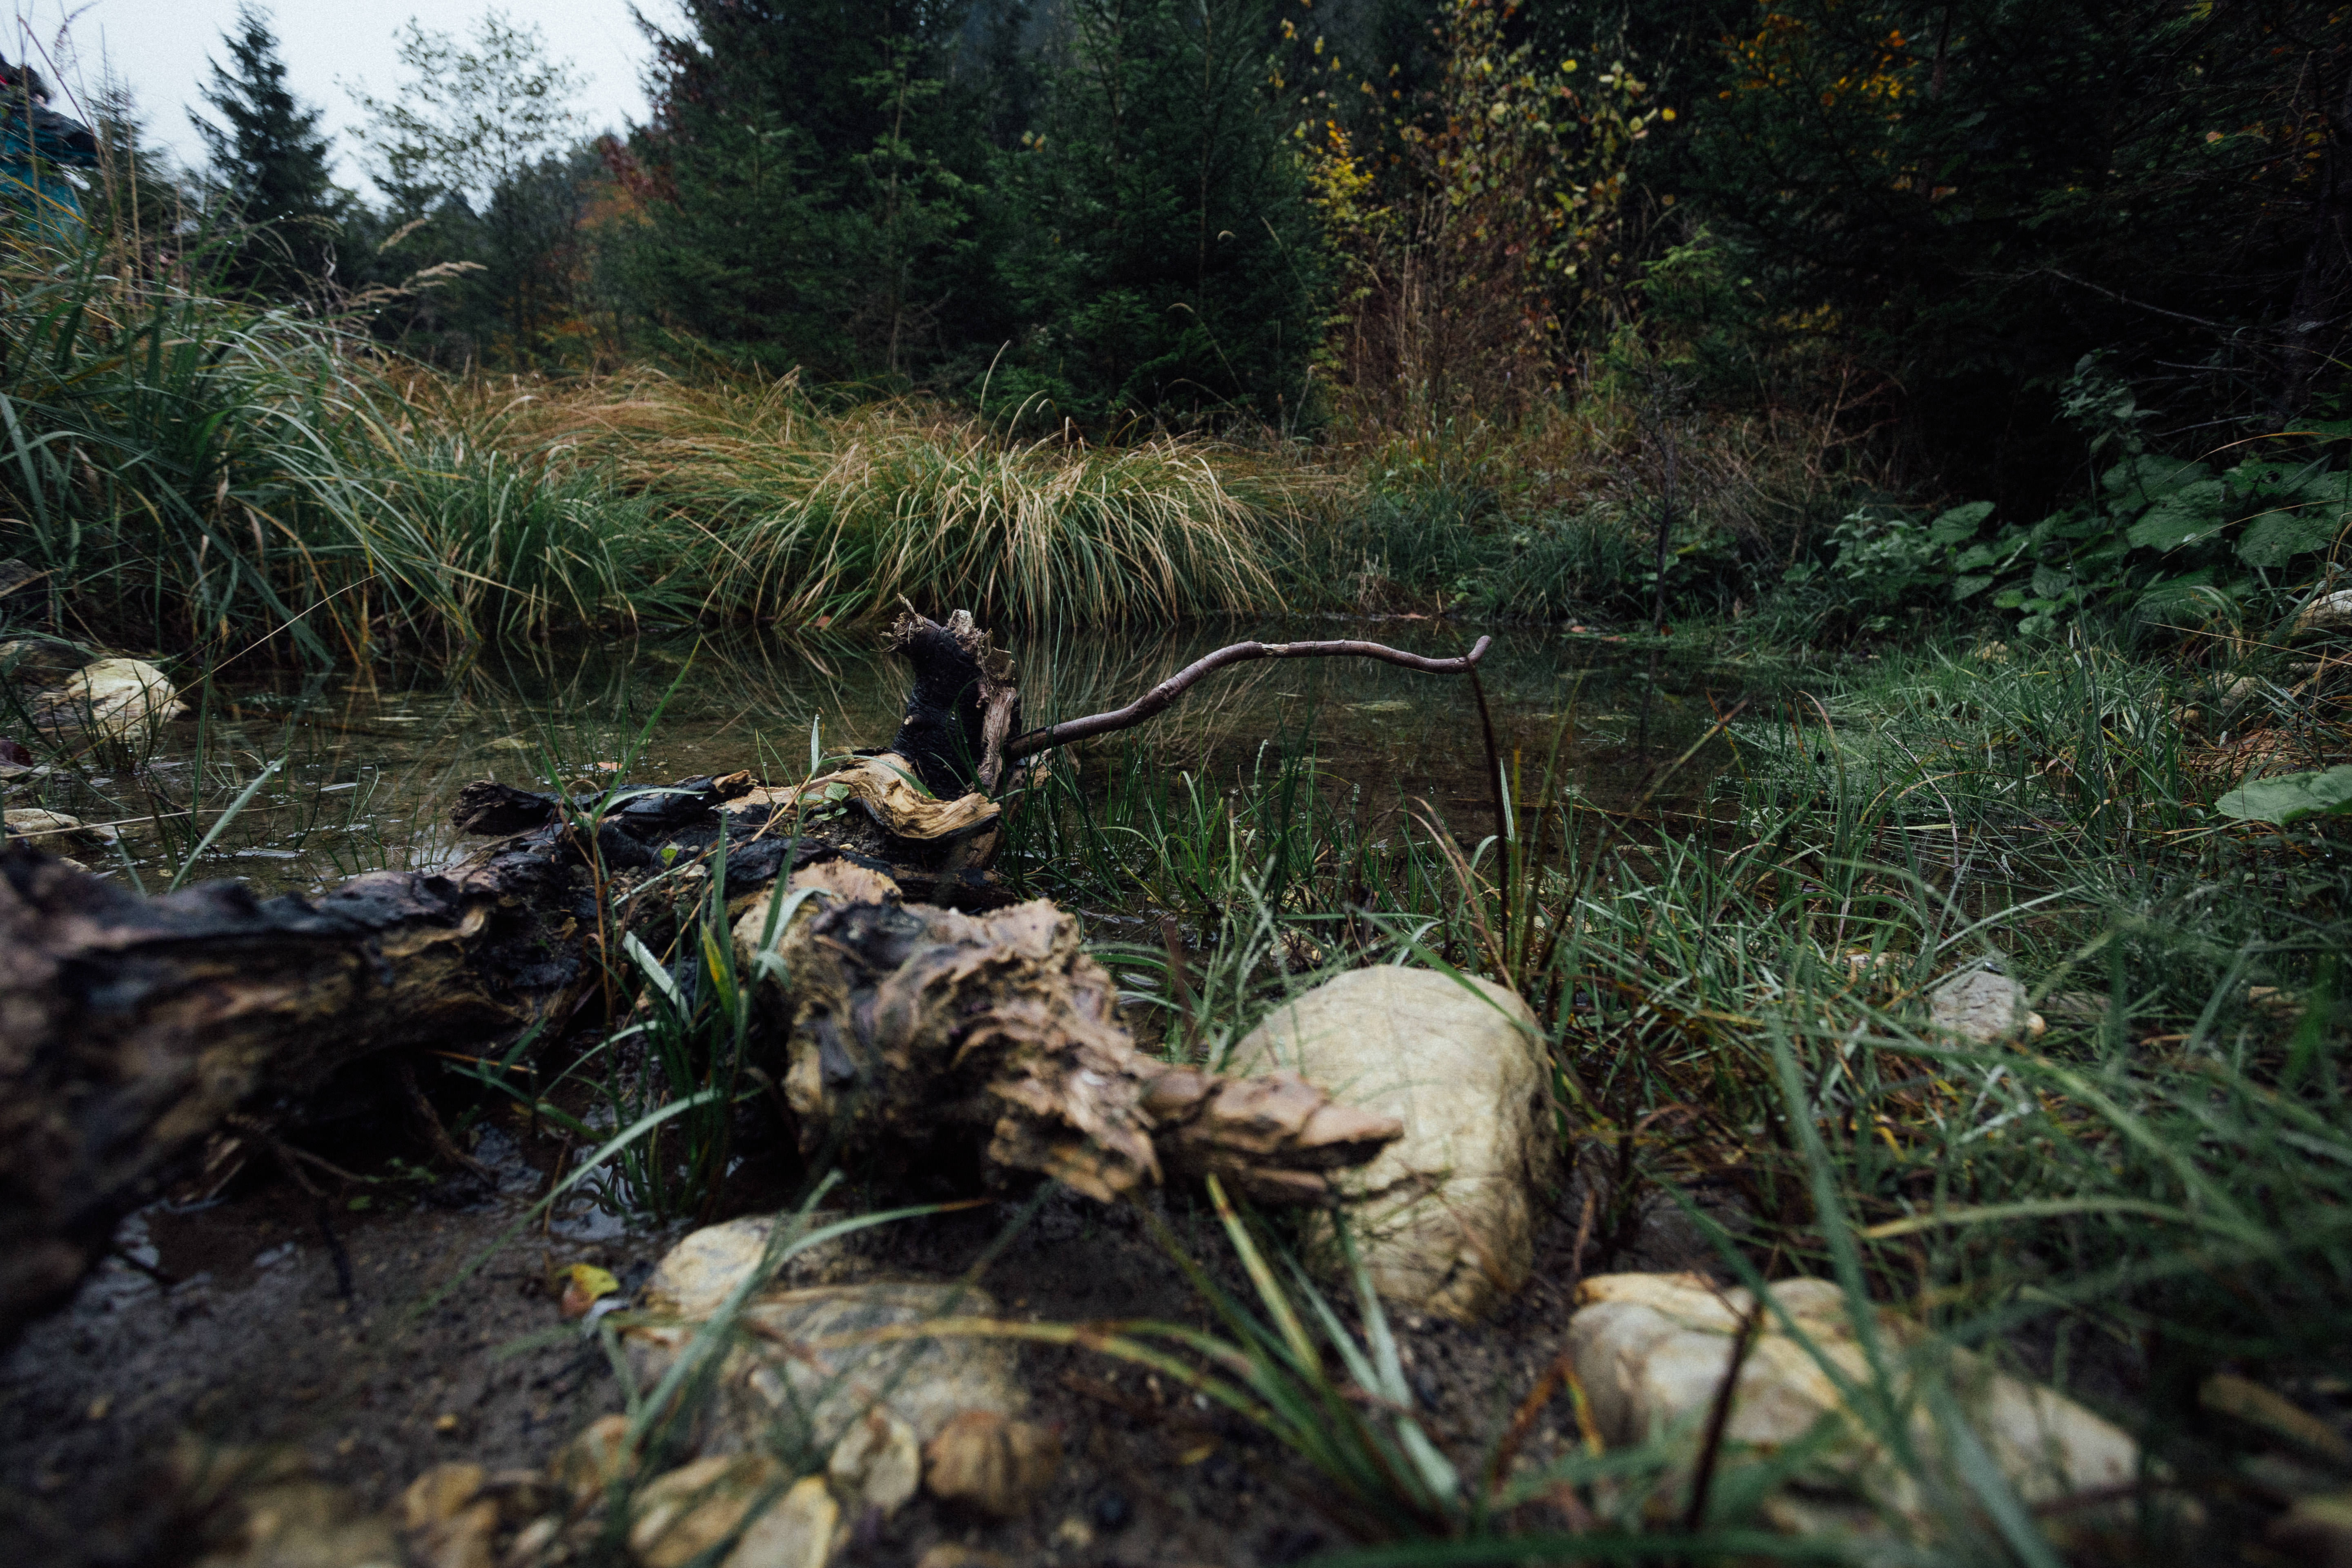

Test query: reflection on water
[31,621,1756,898]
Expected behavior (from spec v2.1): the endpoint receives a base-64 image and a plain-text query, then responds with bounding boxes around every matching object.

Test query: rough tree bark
[0,612,1493,1351]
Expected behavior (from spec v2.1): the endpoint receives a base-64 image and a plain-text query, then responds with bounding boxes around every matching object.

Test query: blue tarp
[0,86,99,243]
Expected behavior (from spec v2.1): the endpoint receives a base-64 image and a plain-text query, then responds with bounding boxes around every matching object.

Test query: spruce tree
[83,78,189,259]
[991,0,1324,429]
[619,0,1003,379]
[191,3,342,297]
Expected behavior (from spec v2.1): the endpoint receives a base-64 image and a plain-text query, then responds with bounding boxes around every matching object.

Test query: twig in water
[1006,636,1492,759]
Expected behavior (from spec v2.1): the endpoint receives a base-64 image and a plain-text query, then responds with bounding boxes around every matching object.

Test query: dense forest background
[14,0,2347,651]
[116,0,2352,489]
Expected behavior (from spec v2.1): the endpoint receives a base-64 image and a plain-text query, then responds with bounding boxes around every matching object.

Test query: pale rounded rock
[726,1474,837,1568]
[1566,1272,2140,1521]
[827,1407,921,1518]
[1226,966,1555,1320]
[632,1219,1024,1454]
[1927,967,2042,1045]
[34,657,184,746]
[629,1452,817,1568]
[4,806,110,846]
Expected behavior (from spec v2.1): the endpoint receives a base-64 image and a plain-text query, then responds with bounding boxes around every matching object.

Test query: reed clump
[0,235,1328,662]
[481,372,1325,627]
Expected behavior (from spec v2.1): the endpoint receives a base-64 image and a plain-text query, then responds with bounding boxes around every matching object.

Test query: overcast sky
[5,0,680,196]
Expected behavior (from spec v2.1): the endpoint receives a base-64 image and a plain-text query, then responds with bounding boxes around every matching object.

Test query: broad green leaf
[1928,500,1993,544]
[2030,563,2074,600]
[1951,573,1996,601]
[2102,454,2209,496]
[2237,507,2342,568]
[2126,479,2227,551]
[2216,766,2352,826]
[2132,568,2216,617]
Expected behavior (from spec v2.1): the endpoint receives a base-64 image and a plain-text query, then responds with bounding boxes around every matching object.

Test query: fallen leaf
[559,1263,620,1320]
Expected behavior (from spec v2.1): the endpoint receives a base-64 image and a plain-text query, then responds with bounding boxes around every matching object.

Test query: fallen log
[0,610,1490,1350]
[742,863,1401,1208]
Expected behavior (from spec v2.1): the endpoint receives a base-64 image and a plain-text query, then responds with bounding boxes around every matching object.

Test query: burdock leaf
[2216,766,2352,826]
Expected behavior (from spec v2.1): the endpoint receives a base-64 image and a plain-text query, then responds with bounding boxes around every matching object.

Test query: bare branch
[1005,635,1494,760]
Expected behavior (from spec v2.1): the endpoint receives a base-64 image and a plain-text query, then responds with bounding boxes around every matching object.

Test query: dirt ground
[0,1103,1737,1568]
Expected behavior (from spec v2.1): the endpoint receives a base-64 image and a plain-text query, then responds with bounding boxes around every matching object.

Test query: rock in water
[3,807,110,848]
[1226,967,1556,1320]
[631,1216,1026,1454]
[33,657,184,746]
[1927,967,2044,1045]
[1566,1272,2140,1526]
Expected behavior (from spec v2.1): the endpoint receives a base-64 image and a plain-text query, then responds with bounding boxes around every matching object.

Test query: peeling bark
[754,874,1401,1207]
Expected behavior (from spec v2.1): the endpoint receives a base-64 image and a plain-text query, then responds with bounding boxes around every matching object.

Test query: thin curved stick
[1006,635,1494,760]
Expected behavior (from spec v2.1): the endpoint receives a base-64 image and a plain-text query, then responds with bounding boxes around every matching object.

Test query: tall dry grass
[476,372,1328,627]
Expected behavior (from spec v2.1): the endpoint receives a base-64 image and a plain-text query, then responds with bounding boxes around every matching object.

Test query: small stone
[412,1499,498,1568]
[401,1463,486,1530]
[827,1407,921,1518]
[627,1265,1025,1452]
[922,1410,1060,1517]
[1227,966,1557,1319]
[551,1414,634,1501]
[725,1474,837,1568]
[501,1516,561,1568]
[638,1214,841,1319]
[1927,967,2041,1045]
[630,1452,802,1568]
[4,806,110,847]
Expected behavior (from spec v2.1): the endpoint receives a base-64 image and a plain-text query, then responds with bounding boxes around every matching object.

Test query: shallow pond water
[21,617,1759,898]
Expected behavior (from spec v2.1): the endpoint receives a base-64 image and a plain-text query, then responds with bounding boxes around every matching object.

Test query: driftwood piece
[884,610,1020,796]
[0,837,595,1350]
[1007,634,1493,760]
[0,612,1477,1350]
[750,872,1401,1206]
[0,777,876,1353]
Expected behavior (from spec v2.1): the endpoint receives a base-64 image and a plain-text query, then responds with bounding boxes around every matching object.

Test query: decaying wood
[884,610,1020,795]
[0,836,595,1350]
[0,609,1482,1350]
[0,779,874,1353]
[746,869,1402,1206]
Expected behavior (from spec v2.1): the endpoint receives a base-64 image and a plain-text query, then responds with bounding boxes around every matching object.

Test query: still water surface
[48,619,1760,898]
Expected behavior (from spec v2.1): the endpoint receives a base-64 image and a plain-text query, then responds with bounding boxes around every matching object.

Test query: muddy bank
[0,1125,1735,1567]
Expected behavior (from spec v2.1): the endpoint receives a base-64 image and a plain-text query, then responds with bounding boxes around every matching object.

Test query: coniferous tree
[190,3,343,297]
[991,0,1325,429]
[83,78,189,261]
[619,0,1004,380]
